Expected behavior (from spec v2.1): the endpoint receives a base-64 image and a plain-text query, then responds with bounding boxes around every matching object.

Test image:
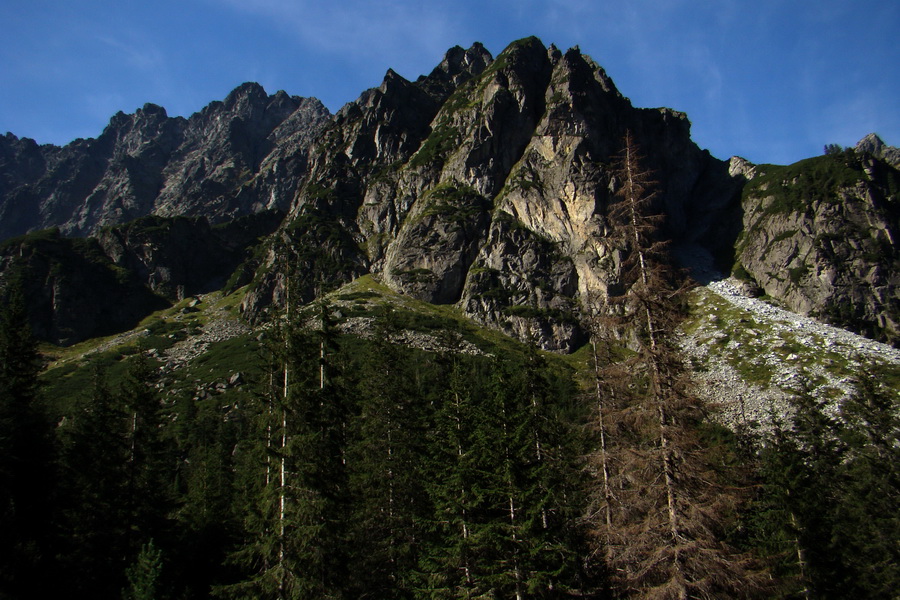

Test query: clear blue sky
[1,0,897,165]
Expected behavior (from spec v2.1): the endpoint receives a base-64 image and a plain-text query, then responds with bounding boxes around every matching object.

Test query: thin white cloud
[97,35,166,72]
[204,0,463,81]
[90,31,181,114]
[685,47,724,106]
[819,88,899,149]
[82,91,128,124]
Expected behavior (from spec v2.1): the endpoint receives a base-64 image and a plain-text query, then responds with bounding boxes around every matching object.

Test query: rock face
[0,229,167,345]
[0,211,280,344]
[95,211,283,300]
[239,42,496,314]
[732,140,900,345]
[0,84,330,239]
[856,133,900,168]
[243,38,741,350]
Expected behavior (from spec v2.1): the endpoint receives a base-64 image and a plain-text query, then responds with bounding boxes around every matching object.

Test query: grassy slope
[39,268,899,428]
[38,274,583,419]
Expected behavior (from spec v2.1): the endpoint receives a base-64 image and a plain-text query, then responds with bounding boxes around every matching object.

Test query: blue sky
[1,0,897,165]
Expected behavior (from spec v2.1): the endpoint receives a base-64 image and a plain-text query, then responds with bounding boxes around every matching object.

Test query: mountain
[2,36,900,600]
[0,84,330,239]
[239,38,748,352]
[0,211,281,344]
[732,149,900,342]
[3,37,897,351]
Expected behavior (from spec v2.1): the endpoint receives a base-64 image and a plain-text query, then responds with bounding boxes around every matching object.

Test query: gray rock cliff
[0,85,330,239]
[0,211,280,345]
[732,138,900,345]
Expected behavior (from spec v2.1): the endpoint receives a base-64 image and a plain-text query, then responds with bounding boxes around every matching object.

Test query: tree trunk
[590,339,613,553]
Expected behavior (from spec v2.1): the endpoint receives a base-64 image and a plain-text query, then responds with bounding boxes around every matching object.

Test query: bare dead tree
[586,131,768,599]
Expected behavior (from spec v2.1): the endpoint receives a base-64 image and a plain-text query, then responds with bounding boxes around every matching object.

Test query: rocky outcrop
[856,133,900,168]
[96,210,282,300]
[732,139,900,345]
[0,210,279,345]
[460,212,583,351]
[0,85,330,239]
[0,228,167,345]
[240,42,495,316]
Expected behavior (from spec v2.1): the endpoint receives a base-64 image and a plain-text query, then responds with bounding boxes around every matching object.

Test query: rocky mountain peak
[733,137,900,345]
[547,43,562,62]
[223,81,269,108]
[856,132,886,153]
[856,132,900,168]
[380,68,405,89]
[105,110,136,135]
[497,41,552,108]
[240,36,745,350]
[363,68,422,111]
[136,102,168,118]
[425,42,493,87]
[727,155,757,179]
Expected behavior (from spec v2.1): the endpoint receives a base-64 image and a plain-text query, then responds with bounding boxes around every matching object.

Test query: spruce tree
[0,274,54,598]
[472,356,529,599]
[285,302,350,599]
[755,368,900,599]
[58,365,132,597]
[784,379,846,598]
[346,310,430,598]
[216,325,293,599]
[169,379,243,598]
[419,343,486,598]
[832,368,900,598]
[482,347,589,597]
[123,539,164,600]
[120,349,173,549]
[421,342,592,599]
[219,302,350,600]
